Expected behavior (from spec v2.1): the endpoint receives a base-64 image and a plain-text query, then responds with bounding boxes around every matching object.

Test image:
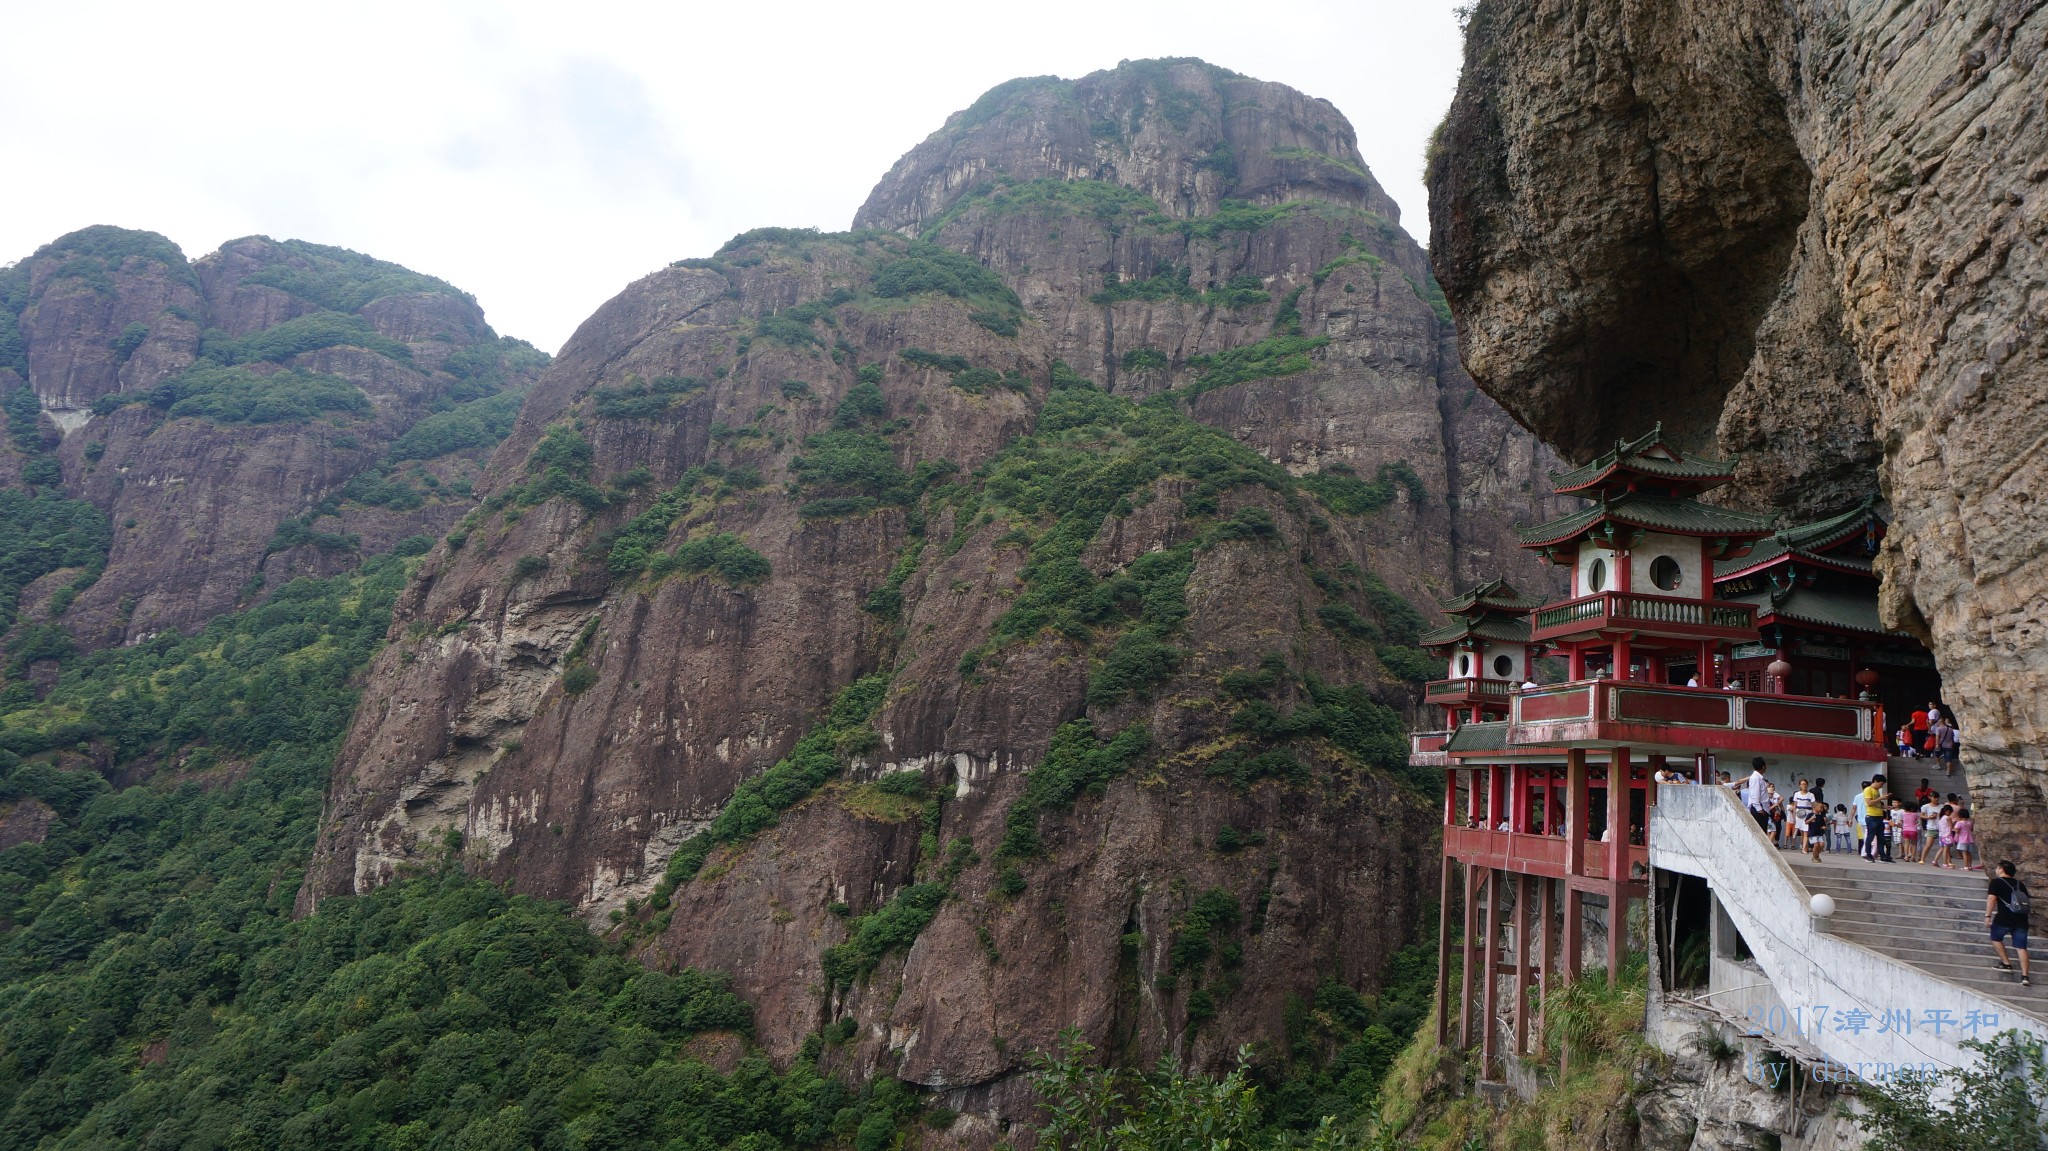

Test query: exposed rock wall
[300,59,1563,1136]
[1428,0,2048,870]
[0,229,544,651]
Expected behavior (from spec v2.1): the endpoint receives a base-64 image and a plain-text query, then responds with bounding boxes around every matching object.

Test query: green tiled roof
[1713,499,1881,579]
[1549,424,1739,493]
[1724,585,1906,637]
[1445,721,1511,753]
[1437,576,1545,613]
[1518,492,1774,547]
[1779,497,1878,551]
[1419,616,1533,649]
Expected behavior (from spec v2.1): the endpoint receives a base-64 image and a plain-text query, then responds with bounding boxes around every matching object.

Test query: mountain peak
[855,58,1398,234]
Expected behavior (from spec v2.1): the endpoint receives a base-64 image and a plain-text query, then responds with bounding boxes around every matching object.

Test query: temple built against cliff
[1412,427,2047,1125]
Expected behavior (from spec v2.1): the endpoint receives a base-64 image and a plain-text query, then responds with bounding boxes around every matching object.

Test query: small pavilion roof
[1714,499,1881,581]
[1419,615,1533,650]
[1720,583,1908,638]
[1436,577,1545,615]
[1518,491,1773,549]
[1548,424,1740,495]
[1444,721,1512,754]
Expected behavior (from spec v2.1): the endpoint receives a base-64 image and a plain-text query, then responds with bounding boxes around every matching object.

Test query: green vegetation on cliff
[0,552,936,1151]
[239,237,470,312]
[0,385,112,640]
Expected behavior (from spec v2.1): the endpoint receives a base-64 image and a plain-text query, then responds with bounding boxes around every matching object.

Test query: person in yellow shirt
[1860,775,1889,862]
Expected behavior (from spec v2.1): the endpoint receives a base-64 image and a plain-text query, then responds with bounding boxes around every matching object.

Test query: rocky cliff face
[299,59,1562,1141]
[0,228,545,657]
[1428,1,2048,870]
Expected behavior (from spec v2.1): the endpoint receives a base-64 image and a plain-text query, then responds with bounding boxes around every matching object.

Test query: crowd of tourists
[1887,700,1963,773]
[1718,756,2031,988]
[1724,764,1980,870]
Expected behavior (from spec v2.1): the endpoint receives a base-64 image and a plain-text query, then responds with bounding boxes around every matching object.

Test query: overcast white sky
[2,1,1468,353]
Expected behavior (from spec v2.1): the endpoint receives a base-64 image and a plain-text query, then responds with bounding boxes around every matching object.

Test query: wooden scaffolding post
[1435,853,1454,1047]
[1459,860,1479,1049]
[1538,874,1556,1052]
[1515,872,1533,1058]
[1481,868,1502,1079]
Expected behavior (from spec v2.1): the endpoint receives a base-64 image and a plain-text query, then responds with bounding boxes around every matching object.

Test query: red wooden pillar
[1606,748,1631,984]
[1568,645,1585,679]
[1563,748,1587,986]
[1613,634,1633,680]
[1481,868,1502,1078]
[1435,853,1454,1046]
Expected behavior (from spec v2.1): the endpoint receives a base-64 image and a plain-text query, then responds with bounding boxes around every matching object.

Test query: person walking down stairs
[1988,861,2032,988]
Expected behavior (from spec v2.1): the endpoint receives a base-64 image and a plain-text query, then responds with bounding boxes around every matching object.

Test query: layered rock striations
[299,59,1563,1138]
[0,228,545,655]
[1429,1,2048,870]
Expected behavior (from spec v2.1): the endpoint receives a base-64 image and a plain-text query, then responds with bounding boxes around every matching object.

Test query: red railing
[1510,679,1878,744]
[1424,676,1514,703]
[1529,591,1758,642]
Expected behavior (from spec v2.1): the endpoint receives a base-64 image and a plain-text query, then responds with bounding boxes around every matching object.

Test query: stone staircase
[1789,855,2048,1021]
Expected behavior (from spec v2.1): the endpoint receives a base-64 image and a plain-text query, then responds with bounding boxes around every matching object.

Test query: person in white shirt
[1791,780,1816,850]
[1744,759,1771,831]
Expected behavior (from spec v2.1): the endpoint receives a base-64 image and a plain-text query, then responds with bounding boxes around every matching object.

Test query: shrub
[1120,346,1169,373]
[899,347,972,374]
[1086,629,1182,706]
[199,310,413,365]
[1299,461,1424,515]
[1316,603,1378,639]
[657,533,771,588]
[997,720,1150,859]
[389,389,526,459]
[121,365,371,425]
[0,486,111,634]
[1181,334,1330,398]
[561,663,599,694]
[110,321,150,361]
[1200,274,1270,309]
[241,238,464,311]
[591,374,705,419]
[1091,262,1198,305]
[872,242,1020,310]
[512,555,549,582]
[663,675,890,883]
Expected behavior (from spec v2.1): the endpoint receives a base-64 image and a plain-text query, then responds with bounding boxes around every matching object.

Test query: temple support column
[1563,748,1587,986]
[1607,748,1631,984]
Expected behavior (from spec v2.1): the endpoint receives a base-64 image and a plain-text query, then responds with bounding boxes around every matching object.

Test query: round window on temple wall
[1494,655,1513,677]
[1458,655,1471,677]
[1651,555,1683,591]
[1588,557,1607,593]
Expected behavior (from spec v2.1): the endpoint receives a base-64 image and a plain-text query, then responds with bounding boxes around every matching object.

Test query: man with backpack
[1987,860,2032,987]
